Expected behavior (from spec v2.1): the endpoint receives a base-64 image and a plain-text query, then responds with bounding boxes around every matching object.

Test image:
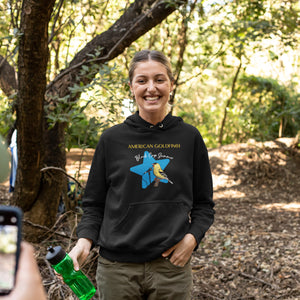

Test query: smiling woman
[68,49,215,300]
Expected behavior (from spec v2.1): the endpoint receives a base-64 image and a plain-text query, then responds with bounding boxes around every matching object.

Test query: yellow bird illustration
[152,163,173,186]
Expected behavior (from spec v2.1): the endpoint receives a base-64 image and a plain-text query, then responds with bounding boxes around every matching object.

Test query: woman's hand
[162,233,197,267]
[68,238,92,271]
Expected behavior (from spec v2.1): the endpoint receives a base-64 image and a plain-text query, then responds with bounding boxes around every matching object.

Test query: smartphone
[0,206,22,295]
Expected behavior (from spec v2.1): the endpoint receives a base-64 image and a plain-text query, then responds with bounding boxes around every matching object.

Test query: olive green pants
[96,255,192,300]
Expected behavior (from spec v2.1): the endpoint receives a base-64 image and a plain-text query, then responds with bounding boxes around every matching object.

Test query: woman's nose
[147,81,156,92]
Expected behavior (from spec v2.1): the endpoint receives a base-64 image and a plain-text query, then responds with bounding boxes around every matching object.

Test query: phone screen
[0,207,21,295]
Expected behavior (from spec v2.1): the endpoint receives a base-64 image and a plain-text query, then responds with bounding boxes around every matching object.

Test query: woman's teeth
[145,96,159,101]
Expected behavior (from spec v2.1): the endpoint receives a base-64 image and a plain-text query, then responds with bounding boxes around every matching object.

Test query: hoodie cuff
[187,228,205,251]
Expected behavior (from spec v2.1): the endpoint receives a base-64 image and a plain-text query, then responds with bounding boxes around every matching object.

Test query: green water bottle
[46,246,96,300]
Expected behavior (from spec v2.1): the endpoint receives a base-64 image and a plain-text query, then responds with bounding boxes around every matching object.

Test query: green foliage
[236,75,300,140]
[0,0,299,151]
[47,0,131,75]
[0,94,15,139]
[213,75,300,145]
[45,58,129,149]
[65,115,102,150]
[172,0,300,147]
[0,1,22,60]
[177,105,221,148]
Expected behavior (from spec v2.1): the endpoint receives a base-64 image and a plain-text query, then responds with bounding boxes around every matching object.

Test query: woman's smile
[144,95,161,102]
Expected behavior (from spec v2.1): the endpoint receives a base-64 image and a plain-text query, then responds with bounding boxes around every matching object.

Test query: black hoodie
[77,112,214,263]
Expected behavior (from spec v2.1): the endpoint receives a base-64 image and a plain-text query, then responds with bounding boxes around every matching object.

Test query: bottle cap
[46,246,66,265]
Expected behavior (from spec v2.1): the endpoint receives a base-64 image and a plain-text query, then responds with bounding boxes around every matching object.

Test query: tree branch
[170,0,197,106]
[46,0,188,98]
[48,0,65,44]
[218,263,277,289]
[23,219,77,240]
[218,58,243,146]
[40,166,83,188]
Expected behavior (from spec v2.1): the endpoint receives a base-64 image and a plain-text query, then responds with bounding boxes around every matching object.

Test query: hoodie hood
[124,111,183,131]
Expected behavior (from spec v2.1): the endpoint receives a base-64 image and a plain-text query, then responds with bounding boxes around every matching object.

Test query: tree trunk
[13,0,57,241]
[169,0,197,106]
[218,59,243,146]
[10,0,187,242]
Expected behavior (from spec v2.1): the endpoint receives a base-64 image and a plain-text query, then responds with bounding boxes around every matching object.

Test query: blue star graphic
[130,151,170,189]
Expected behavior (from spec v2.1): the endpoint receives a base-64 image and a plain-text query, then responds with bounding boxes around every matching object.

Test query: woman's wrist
[185,233,197,249]
[77,238,93,250]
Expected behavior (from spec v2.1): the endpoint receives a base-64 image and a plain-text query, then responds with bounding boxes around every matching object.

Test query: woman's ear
[129,82,135,99]
[129,81,133,94]
[170,80,174,93]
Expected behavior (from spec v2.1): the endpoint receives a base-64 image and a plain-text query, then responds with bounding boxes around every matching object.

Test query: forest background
[0,0,299,298]
[2,0,299,148]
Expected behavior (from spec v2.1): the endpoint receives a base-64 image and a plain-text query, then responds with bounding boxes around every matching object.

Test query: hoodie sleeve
[76,137,108,246]
[188,131,215,245]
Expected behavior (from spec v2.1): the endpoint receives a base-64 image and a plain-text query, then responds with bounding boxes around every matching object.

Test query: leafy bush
[236,75,300,141]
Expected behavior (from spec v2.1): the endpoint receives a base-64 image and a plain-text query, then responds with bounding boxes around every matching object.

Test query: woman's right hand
[68,238,93,271]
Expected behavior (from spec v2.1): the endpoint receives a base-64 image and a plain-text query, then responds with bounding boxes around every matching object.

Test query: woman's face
[130,60,173,123]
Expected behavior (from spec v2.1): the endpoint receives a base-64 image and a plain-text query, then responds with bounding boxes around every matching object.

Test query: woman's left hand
[162,233,197,267]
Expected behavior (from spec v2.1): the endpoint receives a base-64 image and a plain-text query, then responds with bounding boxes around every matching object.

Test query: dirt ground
[0,138,299,299]
[192,138,300,299]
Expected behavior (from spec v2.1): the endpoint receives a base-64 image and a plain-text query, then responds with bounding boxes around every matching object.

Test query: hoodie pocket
[100,201,190,252]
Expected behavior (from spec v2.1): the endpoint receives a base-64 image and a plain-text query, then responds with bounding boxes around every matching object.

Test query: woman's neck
[139,110,167,125]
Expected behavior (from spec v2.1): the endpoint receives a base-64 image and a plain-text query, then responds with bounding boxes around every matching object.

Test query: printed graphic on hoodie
[130,151,173,189]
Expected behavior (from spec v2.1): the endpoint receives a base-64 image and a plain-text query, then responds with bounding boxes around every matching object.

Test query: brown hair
[129,50,174,84]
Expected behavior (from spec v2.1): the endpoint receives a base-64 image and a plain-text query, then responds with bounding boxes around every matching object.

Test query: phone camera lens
[0,216,4,223]
[11,216,17,223]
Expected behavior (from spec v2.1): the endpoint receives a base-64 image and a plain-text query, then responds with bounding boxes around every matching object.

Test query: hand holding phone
[0,206,22,296]
[0,206,46,300]
[1,242,46,300]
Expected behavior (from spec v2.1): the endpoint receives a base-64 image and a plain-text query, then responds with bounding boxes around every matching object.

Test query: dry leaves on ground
[192,138,300,299]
